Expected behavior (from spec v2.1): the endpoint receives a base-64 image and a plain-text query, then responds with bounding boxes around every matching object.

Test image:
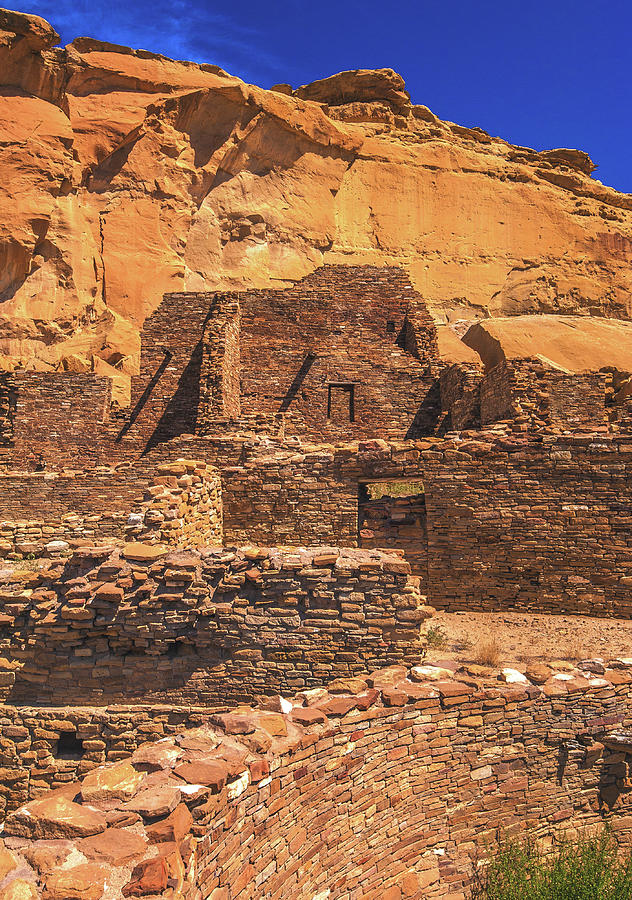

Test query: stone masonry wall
[0,703,221,820]
[238,265,441,441]
[1,660,632,899]
[124,459,222,548]
[120,293,211,453]
[423,432,632,613]
[0,545,428,706]
[0,376,16,448]
[480,358,608,430]
[0,459,221,559]
[198,296,241,422]
[1,372,112,468]
[218,432,632,615]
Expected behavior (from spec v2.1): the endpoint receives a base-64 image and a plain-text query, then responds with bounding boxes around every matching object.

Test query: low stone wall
[217,432,632,616]
[0,704,221,820]
[1,545,429,706]
[479,358,608,430]
[0,459,222,559]
[1,659,631,899]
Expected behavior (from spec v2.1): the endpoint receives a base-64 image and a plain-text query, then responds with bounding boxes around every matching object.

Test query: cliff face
[1,9,631,378]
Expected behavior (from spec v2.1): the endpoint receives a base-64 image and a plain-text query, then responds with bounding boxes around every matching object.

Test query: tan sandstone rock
[1,8,631,385]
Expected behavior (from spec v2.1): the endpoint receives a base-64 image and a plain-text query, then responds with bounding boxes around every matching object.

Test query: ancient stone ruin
[2,7,632,899]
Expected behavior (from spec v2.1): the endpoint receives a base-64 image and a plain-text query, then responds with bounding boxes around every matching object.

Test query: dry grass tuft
[560,636,584,662]
[474,635,502,667]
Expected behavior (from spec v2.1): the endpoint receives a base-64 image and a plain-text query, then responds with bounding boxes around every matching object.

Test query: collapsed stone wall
[1,660,631,899]
[125,459,222,549]
[0,545,428,706]
[478,358,608,430]
[439,362,482,430]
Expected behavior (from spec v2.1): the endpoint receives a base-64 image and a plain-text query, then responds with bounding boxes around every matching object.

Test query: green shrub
[470,829,632,900]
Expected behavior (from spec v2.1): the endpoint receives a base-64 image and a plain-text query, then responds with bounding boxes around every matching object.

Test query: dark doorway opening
[327,383,355,422]
[56,731,84,760]
[358,480,427,586]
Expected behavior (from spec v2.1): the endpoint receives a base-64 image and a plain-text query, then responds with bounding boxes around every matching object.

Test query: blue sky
[18,0,632,192]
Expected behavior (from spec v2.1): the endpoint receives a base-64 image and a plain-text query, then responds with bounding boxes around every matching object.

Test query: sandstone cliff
[1,9,631,384]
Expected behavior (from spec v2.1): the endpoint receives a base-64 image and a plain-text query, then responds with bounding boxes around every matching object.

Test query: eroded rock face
[1,8,631,377]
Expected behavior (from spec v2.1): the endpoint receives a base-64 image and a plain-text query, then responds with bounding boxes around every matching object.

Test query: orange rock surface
[1,8,631,381]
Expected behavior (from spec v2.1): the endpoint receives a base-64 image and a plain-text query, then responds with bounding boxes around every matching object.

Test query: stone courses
[3,263,632,896]
[0,372,112,468]
[479,358,609,430]
[0,459,222,559]
[0,546,428,706]
[237,265,440,441]
[0,704,221,820]
[215,432,632,615]
[1,661,631,898]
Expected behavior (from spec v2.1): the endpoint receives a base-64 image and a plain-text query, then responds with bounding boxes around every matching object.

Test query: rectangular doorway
[327,383,355,422]
[358,480,427,585]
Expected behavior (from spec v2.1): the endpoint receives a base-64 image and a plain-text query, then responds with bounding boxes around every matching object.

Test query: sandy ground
[425,609,632,668]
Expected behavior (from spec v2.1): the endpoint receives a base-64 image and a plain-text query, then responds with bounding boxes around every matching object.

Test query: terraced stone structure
[2,262,632,897]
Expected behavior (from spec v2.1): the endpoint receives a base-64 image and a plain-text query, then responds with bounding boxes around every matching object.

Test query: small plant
[561,636,584,661]
[425,623,448,650]
[474,636,501,667]
[470,828,632,900]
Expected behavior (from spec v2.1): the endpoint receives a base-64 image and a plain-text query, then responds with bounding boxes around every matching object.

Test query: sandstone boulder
[4,793,108,840]
[463,315,632,373]
[80,760,145,803]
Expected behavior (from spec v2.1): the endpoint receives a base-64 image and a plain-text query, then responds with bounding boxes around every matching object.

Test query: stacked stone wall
[1,661,632,899]
[0,459,222,559]
[439,362,482,430]
[0,372,112,468]
[121,293,211,453]
[479,358,608,429]
[218,433,632,615]
[0,704,219,819]
[0,376,16,448]
[238,265,440,440]
[198,295,241,421]
[125,459,222,548]
[0,546,427,707]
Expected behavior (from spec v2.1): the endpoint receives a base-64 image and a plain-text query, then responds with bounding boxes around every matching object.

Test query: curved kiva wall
[1,661,632,899]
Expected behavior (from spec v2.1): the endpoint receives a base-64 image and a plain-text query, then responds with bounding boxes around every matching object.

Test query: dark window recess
[386,320,396,333]
[327,383,355,422]
[56,731,84,760]
[166,640,181,658]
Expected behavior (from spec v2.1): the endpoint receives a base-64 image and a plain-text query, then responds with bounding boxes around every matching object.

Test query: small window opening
[56,731,84,760]
[386,320,396,333]
[166,640,182,658]
[327,383,355,422]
